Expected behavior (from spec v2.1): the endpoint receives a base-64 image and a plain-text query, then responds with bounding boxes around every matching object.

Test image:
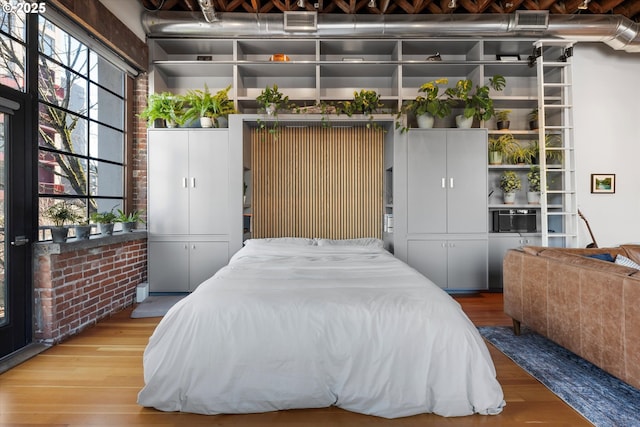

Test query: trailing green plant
[183,84,236,125]
[527,166,541,192]
[139,92,185,127]
[396,79,451,132]
[256,84,295,134]
[445,75,506,122]
[45,201,80,227]
[499,170,522,193]
[336,89,384,129]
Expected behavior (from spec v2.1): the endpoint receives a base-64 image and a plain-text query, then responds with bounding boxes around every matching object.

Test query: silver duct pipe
[142,11,640,53]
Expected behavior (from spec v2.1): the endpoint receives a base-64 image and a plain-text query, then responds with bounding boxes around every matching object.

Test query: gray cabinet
[148,128,241,292]
[395,129,488,290]
[488,234,541,290]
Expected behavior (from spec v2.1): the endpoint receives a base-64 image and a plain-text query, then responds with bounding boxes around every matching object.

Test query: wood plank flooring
[0,293,591,426]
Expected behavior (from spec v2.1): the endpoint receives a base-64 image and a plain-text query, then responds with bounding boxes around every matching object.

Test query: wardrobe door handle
[183,177,188,188]
[192,177,196,188]
[450,178,454,188]
[441,178,446,189]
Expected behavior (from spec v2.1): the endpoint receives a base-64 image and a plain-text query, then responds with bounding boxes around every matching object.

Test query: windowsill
[34,230,148,255]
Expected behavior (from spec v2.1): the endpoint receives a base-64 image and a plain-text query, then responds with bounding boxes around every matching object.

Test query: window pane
[39,57,88,116]
[1,8,26,41]
[38,197,89,241]
[0,33,26,91]
[38,151,88,196]
[93,199,123,218]
[90,52,123,97]
[39,107,88,156]
[90,122,123,163]
[90,160,123,197]
[89,83,123,129]
[39,17,87,75]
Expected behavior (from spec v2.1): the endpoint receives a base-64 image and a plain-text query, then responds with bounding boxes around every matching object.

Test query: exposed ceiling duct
[141,11,640,53]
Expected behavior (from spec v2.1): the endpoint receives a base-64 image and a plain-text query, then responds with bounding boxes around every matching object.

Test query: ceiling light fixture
[368,0,377,8]
[448,0,457,8]
[198,0,218,22]
[297,0,305,7]
[578,0,590,9]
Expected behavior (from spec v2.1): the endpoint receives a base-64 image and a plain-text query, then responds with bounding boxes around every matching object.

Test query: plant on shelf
[488,133,517,165]
[256,84,293,134]
[527,166,541,204]
[115,209,145,233]
[139,92,185,128]
[336,89,384,128]
[90,208,117,236]
[495,109,511,130]
[445,75,506,128]
[396,78,451,132]
[531,134,563,164]
[44,201,80,243]
[528,107,539,130]
[508,142,537,165]
[499,170,521,204]
[183,84,236,128]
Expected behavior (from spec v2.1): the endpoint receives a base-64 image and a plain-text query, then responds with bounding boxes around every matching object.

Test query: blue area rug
[479,326,640,427]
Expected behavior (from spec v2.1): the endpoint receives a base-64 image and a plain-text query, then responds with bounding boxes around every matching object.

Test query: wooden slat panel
[251,127,383,239]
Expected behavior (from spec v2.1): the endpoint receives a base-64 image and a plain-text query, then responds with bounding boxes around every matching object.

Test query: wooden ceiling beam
[589,0,626,13]
[614,0,640,16]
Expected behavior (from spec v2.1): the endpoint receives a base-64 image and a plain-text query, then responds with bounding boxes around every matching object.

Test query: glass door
[0,88,32,359]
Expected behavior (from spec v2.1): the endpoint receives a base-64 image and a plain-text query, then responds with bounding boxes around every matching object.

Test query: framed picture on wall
[591,174,616,194]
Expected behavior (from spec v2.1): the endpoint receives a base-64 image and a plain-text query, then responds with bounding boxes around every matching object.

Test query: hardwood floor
[0,293,591,426]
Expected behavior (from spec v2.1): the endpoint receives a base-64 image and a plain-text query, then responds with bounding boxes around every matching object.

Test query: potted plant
[90,208,117,236]
[531,134,563,164]
[396,79,451,132]
[495,110,511,130]
[73,218,92,240]
[211,85,237,128]
[528,107,539,130]
[45,201,80,243]
[500,170,521,204]
[115,209,145,232]
[336,89,384,128]
[183,84,236,128]
[508,142,537,165]
[527,166,541,204]
[488,133,517,165]
[139,92,185,128]
[445,75,506,128]
[256,84,293,134]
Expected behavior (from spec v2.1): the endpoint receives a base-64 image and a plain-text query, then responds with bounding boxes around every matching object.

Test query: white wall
[573,43,640,247]
[98,0,146,41]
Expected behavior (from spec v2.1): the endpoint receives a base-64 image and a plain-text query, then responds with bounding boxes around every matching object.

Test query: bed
[137,238,505,418]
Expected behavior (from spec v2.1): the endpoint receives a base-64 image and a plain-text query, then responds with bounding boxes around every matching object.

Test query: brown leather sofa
[503,244,640,390]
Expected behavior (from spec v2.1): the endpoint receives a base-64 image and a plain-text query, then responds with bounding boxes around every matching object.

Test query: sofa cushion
[537,249,639,276]
[621,244,640,265]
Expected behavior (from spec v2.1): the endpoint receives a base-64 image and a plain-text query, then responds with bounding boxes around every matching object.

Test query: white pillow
[244,237,316,246]
[316,238,384,249]
[615,254,640,270]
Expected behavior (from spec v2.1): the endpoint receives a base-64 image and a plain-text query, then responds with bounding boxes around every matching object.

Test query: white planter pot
[488,151,503,165]
[165,119,177,128]
[416,113,435,129]
[200,117,214,128]
[266,103,277,116]
[503,192,516,204]
[527,191,541,204]
[456,115,473,128]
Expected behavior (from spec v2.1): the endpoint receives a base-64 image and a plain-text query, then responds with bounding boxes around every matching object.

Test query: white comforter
[138,241,505,418]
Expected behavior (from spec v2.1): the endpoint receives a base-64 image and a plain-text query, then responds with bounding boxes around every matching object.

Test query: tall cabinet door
[148,130,189,235]
[189,130,229,235]
[446,130,487,233]
[407,130,447,234]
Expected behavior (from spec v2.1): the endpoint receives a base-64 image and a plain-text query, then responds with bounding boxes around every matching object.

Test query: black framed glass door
[0,87,33,359]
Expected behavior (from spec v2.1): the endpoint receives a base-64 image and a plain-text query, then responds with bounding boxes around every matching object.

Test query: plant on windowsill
[500,170,521,204]
[73,218,92,240]
[336,89,384,129]
[45,201,81,243]
[445,75,506,128]
[396,78,452,132]
[488,133,517,165]
[90,208,117,236]
[115,209,145,233]
[139,92,185,128]
[527,166,541,204]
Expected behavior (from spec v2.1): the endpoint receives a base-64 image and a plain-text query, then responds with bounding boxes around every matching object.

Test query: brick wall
[133,74,148,220]
[33,233,147,344]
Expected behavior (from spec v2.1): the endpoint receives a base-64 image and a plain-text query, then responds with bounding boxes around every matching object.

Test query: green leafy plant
[527,166,541,192]
[528,107,539,130]
[488,133,517,164]
[139,92,185,127]
[396,78,451,132]
[509,142,537,165]
[445,75,506,122]
[256,84,294,134]
[114,209,145,223]
[183,84,235,126]
[495,109,511,130]
[45,201,80,227]
[531,134,563,164]
[90,208,117,224]
[500,170,522,193]
[336,89,384,129]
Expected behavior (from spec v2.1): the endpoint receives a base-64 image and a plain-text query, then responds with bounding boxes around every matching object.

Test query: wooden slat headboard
[251,126,383,239]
